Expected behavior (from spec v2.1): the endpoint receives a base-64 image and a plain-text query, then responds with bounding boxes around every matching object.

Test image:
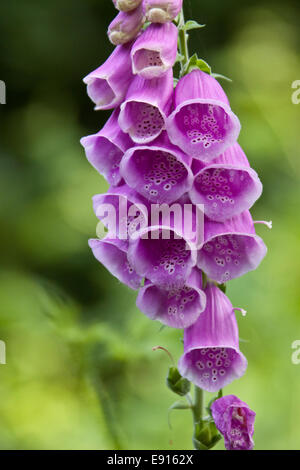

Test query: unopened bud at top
[108,4,145,45]
[143,0,183,23]
[112,0,142,12]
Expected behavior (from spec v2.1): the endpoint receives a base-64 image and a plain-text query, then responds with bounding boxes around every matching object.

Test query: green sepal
[181,20,206,32]
[206,389,223,417]
[211,73,232,82]
[218,283,227,294]
[166,366,191,396]
[193,419,221,450]
[183,54,212,76]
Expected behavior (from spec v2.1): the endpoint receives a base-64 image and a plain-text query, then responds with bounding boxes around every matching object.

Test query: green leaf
[182,20,206,31]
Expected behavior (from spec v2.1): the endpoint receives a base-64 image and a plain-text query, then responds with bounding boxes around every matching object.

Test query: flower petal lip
[189,143,263,222]
[143,0,183,23]
[211,395,256,450]
[83,43,134,110]
[118,69,174,144]
[108,5,145,46]
[80,109,132,186]
[128,224,198,290]
[178,284,248,393]
[120,133,193,204]
[92,184,149,241]
[136,268,206,329]
[166,70,241,161]
[89,237,142,290]
[197,210,267,283]
[131,23,178,79]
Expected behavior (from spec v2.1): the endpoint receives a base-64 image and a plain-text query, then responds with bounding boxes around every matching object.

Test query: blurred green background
[0,0,299,450]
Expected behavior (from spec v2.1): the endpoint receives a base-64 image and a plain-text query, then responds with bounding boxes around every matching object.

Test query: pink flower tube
[119,69,173,143]
[178,284,247,393]
[83,43,134,110]
[131,23,178,79]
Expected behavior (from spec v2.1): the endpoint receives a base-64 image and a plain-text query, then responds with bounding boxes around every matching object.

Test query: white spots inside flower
[125,261,134,275]
[180,104,227,148]
[158,240,189,280]
[193,165,256,217]
[132,103,164,141]
[202,234,246,280]
[163,279,199,323]
[192,347,238,387]
[135,150,186,199]
[127,207,146,237]
[134,48,163,72]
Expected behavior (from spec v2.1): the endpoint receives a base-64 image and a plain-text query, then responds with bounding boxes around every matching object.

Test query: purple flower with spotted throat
[127,198,204,290]
[189,143,263,222]
[142,0,183,23]
[197,210,267,283]
[137,268,206,328]
[178,283,247,393]
[211,395,256,450]
[119,69,173,143]
[83,42,134,110]
[166,69,241,161]
[120,132,193,204]
[131,22,178,79]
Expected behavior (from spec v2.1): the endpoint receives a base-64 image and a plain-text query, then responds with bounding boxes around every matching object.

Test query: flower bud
[143,0,183,23]
[113,0,142,12]
[193,420,221,450]
[166,366,191,396]
[108,5,145,45]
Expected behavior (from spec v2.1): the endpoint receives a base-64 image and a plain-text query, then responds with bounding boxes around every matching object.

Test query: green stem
[178,8,189,75]
[192,385,204,426]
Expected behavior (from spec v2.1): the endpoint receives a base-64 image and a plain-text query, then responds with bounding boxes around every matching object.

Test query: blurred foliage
[0,0,300,450]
